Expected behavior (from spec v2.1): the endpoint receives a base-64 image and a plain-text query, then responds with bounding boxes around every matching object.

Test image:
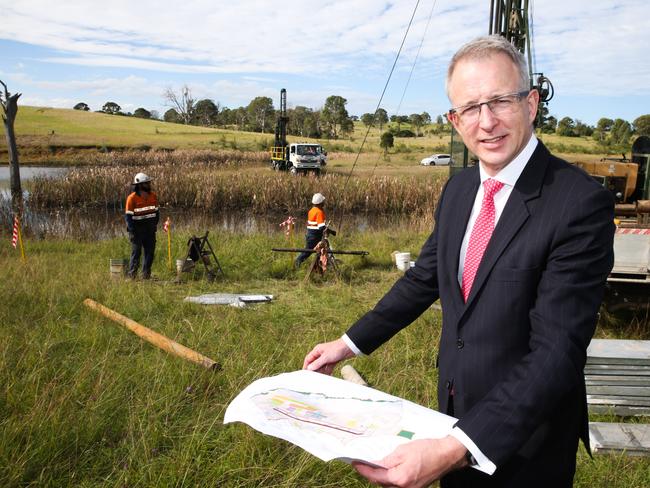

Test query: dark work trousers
[295,229,323,266]
[440,394,578,488]
[129,229,156,278]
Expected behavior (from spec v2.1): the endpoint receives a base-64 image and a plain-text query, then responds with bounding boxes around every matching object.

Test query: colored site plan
[224,370,457,466]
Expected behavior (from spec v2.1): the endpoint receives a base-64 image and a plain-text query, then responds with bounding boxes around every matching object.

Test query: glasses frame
[448,90,530,123]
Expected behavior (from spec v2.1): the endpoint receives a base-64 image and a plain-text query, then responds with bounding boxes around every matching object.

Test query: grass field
[0,106,613,169]
[1,230,649,487]
[1,106,648,487]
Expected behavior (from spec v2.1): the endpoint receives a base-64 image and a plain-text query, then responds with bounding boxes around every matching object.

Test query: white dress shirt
[342,133,539,475]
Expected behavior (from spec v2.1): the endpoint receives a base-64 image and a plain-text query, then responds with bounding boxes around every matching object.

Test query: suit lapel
[462,142,550,312]
[446,168,480,310]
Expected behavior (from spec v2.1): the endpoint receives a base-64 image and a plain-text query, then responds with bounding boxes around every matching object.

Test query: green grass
[1,230,648,487]
[0,107,613,169]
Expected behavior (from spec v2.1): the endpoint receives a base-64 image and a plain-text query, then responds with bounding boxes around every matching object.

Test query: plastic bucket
[395,252,411,271]
[110,259,127,278]
[176,258,195,273]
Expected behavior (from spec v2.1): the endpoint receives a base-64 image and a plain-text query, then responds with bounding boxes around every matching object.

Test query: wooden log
[341,365,368,386]
[272,247,369,256]
[83,298,220,370]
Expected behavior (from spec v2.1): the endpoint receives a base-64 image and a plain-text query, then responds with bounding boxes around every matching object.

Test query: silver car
[420,153,452,166]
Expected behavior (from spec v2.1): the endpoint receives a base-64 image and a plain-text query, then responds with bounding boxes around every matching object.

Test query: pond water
[0,166,430,239]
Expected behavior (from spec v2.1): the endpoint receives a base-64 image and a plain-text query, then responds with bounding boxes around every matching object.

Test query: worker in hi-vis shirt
[295,192,335,267]
[125,172,159,279]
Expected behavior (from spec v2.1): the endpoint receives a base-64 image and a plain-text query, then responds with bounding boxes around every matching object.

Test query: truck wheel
[289,166,298,175]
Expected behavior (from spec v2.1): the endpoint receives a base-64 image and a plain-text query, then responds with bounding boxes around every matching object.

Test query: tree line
[72,87,650,145]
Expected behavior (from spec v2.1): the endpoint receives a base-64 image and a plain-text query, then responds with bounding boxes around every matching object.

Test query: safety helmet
[312,193,325,205]
[133,172,152,184]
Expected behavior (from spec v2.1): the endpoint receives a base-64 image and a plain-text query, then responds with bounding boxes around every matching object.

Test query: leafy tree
[233,107,248,131]
[409,113,423,136]
[73,102,90,111]
[247,96,274,133]
[542,115,557,134]
[321,95,352,139]
[574,120,593,137]
[596,118,614,133]
[380,131,394,154]
[556,116,575,137]
[163,85,195,124]
[360,113,375,128]
[374,108,388,131]
[610,118,632,146]
[436,115,444,125]
[217,107,232,126]
[102,101,121,115]
[163,108,181,123]
[633,114,650,136]
[289,106,321,137]
[421,111,431,125]
[193,99,220,126]
[133,107,151,119]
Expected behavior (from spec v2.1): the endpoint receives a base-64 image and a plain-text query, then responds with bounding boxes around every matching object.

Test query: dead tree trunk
[0,79,22,213]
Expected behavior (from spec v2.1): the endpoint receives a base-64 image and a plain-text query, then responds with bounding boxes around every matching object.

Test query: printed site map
[224,370,458,466]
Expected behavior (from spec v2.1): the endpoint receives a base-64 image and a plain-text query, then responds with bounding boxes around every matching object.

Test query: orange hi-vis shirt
[306,206,326,231]
[125,191,159,222]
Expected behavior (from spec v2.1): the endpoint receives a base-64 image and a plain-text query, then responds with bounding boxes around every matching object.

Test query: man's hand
[352,436,468,488]
[302,338,355,375]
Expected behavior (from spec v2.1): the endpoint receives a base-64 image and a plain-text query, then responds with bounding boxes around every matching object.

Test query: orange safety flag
[11,215,19,248]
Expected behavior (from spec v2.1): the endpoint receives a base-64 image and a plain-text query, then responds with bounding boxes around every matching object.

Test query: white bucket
[395,252,411,271]
[110,259,127,278]
[176,258,195,273]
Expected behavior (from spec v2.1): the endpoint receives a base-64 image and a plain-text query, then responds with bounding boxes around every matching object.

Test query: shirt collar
[478,132,538,187]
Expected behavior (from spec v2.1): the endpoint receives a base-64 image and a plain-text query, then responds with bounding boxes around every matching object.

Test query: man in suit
[303,35,614,487]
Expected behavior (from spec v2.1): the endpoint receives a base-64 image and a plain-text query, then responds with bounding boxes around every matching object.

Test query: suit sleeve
[345,181,449,354]
[455,185,615,465]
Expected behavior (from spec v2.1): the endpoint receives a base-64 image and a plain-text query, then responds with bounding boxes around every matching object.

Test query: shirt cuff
[341,334,364,356]
[449,427,497,475]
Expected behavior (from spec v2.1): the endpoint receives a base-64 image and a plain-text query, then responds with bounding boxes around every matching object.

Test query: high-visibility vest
[306,206,326,231]
[125,191,159,221]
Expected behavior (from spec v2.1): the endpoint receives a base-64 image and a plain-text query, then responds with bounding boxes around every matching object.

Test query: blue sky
[1,0,648,126]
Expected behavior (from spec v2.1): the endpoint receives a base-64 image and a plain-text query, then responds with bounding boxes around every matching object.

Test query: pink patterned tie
[462,178,504,302]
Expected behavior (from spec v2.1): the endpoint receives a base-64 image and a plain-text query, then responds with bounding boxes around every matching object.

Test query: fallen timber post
[272,247,369,256]
[83,298,221,370]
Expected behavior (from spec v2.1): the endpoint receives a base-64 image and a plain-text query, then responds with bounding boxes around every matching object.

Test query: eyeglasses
[448,90,530,124]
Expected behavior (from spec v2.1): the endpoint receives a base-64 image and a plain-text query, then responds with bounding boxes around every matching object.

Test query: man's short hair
[446,35,530,97]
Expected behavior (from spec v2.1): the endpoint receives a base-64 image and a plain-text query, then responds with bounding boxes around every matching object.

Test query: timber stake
[83,298,220,370]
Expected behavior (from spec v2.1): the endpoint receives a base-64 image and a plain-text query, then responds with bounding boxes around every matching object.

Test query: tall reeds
[28,149,446,225]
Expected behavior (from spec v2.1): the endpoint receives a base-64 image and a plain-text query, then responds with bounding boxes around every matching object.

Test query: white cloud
[0,0,648,123]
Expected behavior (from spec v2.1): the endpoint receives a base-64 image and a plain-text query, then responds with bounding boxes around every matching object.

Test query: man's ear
[527,89,540,125]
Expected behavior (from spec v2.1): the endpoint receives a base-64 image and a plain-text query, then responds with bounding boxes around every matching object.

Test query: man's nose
[478,104,498,130]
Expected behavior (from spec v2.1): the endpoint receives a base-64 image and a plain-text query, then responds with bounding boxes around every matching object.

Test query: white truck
[271,142,327,175]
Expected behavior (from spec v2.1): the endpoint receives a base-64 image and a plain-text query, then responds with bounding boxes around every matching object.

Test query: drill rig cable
[331,0,422,232]
[392,0,438,122]
[370,0,438,179]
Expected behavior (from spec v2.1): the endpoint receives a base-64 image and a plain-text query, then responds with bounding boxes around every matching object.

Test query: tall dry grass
[29,150,446,224]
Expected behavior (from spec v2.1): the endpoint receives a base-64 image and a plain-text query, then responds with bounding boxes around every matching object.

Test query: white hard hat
[312,193,325,205]
[133,172,152,184]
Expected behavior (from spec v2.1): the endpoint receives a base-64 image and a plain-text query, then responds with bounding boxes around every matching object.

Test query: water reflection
[0,166,69,200]
[0,204,425,241]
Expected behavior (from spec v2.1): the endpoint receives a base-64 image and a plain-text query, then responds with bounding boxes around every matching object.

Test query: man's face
[447,53,539,175]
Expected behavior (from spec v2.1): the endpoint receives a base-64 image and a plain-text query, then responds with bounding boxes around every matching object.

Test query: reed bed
[29,164,446,220]
[65,148,269,167]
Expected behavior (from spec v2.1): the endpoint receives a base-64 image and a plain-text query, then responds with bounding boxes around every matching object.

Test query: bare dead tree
[0,79,22,212]
[162,85,195,125]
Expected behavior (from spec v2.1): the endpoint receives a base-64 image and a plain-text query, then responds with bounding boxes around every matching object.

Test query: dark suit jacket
[346,142,615,479]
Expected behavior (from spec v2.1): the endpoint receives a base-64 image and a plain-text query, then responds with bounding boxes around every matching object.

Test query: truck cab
[288,143,327,175]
